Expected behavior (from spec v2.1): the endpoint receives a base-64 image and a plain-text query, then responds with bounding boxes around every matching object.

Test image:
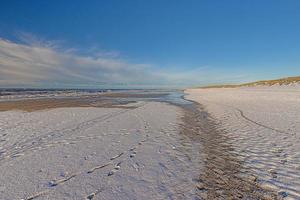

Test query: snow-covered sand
[0,102,202,199]
[186,87,300,199]
[2,87,299,199]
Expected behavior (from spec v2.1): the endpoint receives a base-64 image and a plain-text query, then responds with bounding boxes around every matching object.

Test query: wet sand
[0,92,164,112]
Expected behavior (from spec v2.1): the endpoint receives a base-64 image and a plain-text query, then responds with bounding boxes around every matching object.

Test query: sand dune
[200,75,300,88]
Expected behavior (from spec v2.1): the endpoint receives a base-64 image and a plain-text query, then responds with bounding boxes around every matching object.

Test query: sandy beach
[0,91,204,200]
[0,88,298,199]
[1,1,300,199]
[186,87,300,199]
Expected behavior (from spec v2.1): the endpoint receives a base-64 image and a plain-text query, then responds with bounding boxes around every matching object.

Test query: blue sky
[0,0,300,88]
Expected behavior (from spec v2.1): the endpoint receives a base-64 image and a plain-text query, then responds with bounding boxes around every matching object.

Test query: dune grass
[200,76,300,88]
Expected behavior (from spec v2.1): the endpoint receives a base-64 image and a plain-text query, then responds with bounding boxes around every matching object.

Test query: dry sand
[186,87,300,199]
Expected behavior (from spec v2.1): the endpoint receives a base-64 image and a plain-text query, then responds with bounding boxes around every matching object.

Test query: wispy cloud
[0,34,248,88]
[0,36,168,88]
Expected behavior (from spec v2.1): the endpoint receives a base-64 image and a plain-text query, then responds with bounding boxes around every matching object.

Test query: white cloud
[0,37,168,88]
[0,35,249,88]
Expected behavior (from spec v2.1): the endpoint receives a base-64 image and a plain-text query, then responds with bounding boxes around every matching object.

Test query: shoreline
[0,97,136,112]
[0,91,171,112]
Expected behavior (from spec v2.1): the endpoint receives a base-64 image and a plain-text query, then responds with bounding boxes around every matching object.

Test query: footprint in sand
[130,152,136,158]
[108,162,122,176]
[86,189,102,200]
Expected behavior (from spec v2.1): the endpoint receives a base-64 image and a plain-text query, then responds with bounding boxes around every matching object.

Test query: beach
[0,88,298,199]
[0,91,204,199]
[186,87,300,199]
[1,0,300,199]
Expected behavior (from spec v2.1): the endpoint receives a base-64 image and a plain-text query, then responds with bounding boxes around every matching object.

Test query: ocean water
[0,88,192,106]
